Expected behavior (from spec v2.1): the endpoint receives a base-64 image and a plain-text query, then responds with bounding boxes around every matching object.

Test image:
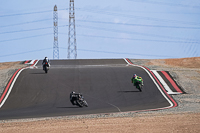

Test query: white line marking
[107,102,121,112]
[151,70,173,94]
[0,60,38,108]
[25,60,35,65]
[151,70,182,95]
[85,94,121,112]
[33,60,39,66]
[0,67,29,108]
[30,60,39,69]
[123,58,174,109]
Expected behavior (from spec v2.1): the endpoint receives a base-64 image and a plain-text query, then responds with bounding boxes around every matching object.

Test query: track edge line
[0,60,38,108]
[124,58,178,110]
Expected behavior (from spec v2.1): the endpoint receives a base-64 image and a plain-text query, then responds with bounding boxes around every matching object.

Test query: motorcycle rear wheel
[44,66,48,73]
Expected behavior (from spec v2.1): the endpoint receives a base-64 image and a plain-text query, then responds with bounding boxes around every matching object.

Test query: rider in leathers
[131,74,144,89]
[70,91,83,105]
[42,57,50,70]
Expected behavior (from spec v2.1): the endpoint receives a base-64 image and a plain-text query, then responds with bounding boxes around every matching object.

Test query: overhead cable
[128,0,200,9]
[0,8,66,18]
[75,19,200,29]
[59,47,173,58]
[0,48,52,58]
[0,33,53,43]
[0,18,52,28]
[59,32,199,44]
[77,24,200,43]
[0,25,67,35]
[77,8,200,26]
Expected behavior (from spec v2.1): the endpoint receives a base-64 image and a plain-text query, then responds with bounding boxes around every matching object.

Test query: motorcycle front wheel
[83,100,88,107]
[76,100,84,107]
[138,84,142,92]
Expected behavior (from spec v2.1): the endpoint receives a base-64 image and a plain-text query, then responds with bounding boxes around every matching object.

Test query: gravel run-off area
[0,57,199,133]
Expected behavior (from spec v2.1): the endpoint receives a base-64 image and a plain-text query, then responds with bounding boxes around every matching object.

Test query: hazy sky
[0,0,200,62]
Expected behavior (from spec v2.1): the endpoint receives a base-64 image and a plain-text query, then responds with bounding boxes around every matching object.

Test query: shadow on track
[56,107,80,109]
[118,91,140,93]
[30,73,46,74]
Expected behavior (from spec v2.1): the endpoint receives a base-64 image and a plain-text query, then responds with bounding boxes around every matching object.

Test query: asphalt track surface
[0,59,172,120]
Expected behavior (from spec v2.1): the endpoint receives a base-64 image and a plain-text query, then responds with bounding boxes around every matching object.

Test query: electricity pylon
[53,5,59,59]
[68,0,77,59]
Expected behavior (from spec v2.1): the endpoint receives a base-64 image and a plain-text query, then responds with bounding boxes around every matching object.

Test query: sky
[0,0,200,62]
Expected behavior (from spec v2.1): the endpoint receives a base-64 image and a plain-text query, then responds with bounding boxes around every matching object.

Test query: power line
[0,27,52,34]
[0,18,52,28]
[0,33,53,43]
[0,8,66,18]
[75,19,200,29]
[77,34,199,44]
[0,25,67,35]
[59,32,199,44]
[0,10,52,18]
[128,0,200,9]
[77,8,200,26]
[59,47,173,58]
[0,48,52,58]
[77,24,200,43]
[75,7,200,15]
[0,46,173,58]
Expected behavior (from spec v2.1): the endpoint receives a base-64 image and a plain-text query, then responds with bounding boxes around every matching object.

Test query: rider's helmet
[133,74,137,78]
[71,91,75,94]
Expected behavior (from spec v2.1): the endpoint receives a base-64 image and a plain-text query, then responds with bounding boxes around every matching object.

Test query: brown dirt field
[0,58,200,133]
[146,57,200,68]
[0,113,199,133]
[0,61,22,70]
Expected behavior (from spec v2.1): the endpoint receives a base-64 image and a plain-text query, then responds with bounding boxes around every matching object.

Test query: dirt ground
[147,57,200,68]
[0,58,200,133]
[0,61,22,70]
[0,113,199,133]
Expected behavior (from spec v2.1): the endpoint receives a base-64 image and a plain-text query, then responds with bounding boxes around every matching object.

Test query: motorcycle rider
[42,57,50,70]
[70,91,83,105]
[131,74,144,89]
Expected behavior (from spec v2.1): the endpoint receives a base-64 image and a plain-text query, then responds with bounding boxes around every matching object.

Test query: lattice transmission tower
[68,0,77,59]
[53,5,59,59]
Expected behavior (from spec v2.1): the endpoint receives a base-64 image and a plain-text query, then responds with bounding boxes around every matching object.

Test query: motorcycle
[135,81,143,92]
[43,62,49,73]
[74,96,88,107]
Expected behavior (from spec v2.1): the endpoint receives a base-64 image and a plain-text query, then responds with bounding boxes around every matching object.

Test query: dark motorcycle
[76,97,88,107]
[43,62,49,73]
[75,96,88,107]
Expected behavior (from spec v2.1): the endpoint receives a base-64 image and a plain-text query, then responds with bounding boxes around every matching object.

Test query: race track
[0,59,172,120]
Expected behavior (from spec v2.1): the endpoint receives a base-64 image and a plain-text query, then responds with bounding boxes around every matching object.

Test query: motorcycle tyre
[138,84,142,92]
[76,100,84,107]
[83,100,88,107]
[44,66,48,73]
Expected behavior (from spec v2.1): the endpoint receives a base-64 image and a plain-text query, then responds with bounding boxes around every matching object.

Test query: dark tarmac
[0,59,170,120]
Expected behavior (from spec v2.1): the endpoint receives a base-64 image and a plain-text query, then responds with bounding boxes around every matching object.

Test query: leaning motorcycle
[75,96,88,107]
[135,81,143,92]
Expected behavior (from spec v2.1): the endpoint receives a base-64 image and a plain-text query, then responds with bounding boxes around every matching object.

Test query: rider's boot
[141,81,144,86]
